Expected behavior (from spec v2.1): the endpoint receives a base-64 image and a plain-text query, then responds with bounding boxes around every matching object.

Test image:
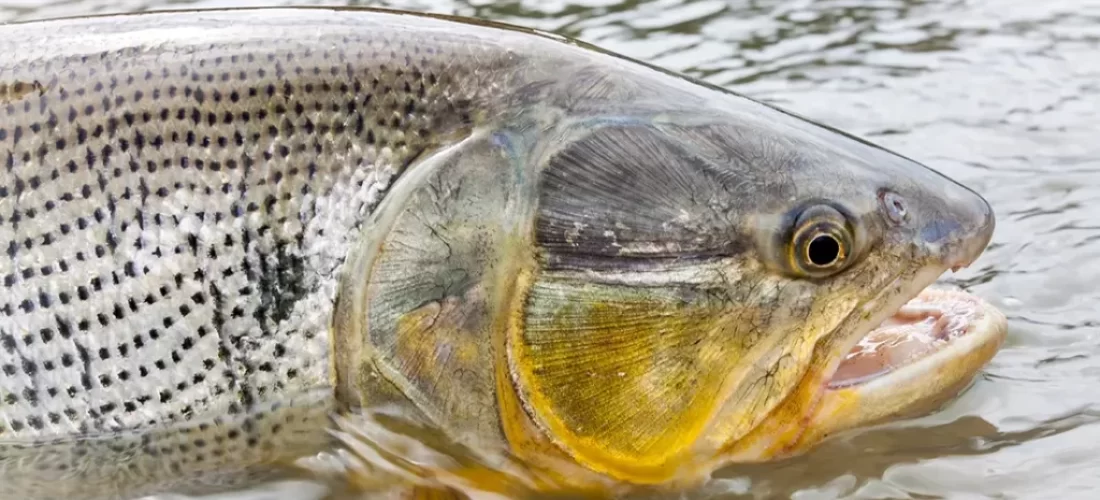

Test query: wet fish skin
[0,8,531,499]
[0,7,998,500]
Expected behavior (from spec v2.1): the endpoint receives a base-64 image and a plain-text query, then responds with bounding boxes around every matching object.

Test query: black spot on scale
[253,245,308,331]
[0,332,16,353]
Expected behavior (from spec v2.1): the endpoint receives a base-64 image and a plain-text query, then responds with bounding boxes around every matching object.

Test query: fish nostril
[880,190,909,225]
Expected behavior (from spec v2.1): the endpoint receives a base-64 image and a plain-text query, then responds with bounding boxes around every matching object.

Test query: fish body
[0,9,508,497]
[0,8,1004,500]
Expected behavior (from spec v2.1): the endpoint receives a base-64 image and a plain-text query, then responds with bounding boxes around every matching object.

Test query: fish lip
[790,288,1007,452]
[703,266,952,465]
[814,239,1001,397]
[822,286,999,390]
[815,263,951,391]
[887,297,1006,386]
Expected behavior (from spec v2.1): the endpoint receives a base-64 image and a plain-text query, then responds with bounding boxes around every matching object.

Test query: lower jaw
[784,286,1008,456]
[708,283,1007,470]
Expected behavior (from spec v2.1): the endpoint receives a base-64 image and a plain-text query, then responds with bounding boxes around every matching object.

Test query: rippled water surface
[3,0,1099,498]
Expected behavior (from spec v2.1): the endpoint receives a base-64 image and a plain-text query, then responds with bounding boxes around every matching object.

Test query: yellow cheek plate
[497,262,866,486]
[504,276,743,483]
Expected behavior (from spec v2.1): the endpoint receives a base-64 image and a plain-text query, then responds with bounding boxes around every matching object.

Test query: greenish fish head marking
[336,51,996,491]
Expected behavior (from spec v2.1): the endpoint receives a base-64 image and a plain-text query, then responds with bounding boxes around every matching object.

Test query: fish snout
[916,183,995,271]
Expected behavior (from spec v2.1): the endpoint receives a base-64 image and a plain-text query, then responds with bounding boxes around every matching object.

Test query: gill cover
[333,128,534,452]
[509,123,856,482]
[337,115,869,485]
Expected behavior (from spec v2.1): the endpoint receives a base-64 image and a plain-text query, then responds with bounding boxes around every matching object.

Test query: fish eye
[788,204,853,278]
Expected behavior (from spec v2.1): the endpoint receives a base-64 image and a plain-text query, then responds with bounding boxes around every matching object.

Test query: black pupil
[807,234,841,267]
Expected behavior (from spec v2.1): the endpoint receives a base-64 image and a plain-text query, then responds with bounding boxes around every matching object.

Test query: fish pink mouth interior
[826,288,985,389]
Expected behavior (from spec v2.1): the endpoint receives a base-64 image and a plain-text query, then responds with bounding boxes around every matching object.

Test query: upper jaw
[707,262,949,465]
[816,263,952,391]
[768,261,1005,458]
[786,287,1007,457]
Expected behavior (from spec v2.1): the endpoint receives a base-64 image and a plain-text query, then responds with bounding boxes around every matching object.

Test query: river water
[2,0,1098,498]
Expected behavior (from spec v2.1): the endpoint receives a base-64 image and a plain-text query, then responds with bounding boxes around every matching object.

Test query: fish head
[500,88,1003,486]
[337,56,1005,494]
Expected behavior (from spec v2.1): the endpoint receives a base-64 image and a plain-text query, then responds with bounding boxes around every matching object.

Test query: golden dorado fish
[0,7,1006,499]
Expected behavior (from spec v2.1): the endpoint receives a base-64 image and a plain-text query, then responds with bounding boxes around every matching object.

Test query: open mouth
[824,287,1003,390]
[765,282,1008,463]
